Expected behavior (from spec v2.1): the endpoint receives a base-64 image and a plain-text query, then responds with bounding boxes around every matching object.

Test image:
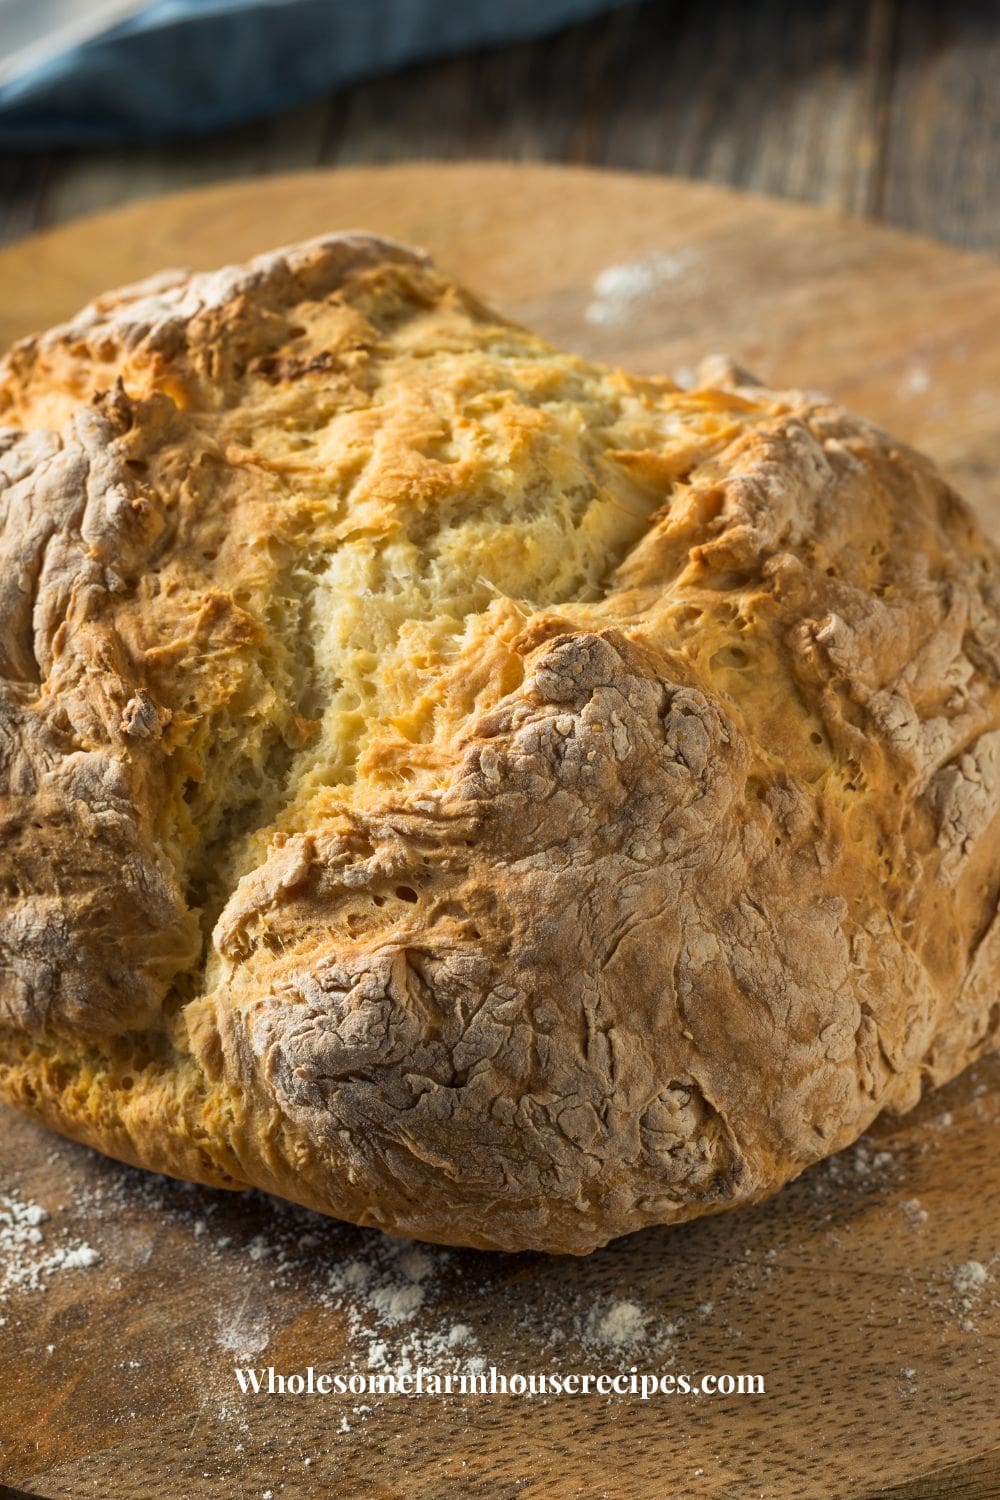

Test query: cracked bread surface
[0,232,998,1253]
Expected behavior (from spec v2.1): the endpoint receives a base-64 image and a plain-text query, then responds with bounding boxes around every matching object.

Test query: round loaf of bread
[0,234,997,1253]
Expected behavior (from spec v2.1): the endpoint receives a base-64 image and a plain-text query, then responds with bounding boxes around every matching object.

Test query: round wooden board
[1,165,998,1500]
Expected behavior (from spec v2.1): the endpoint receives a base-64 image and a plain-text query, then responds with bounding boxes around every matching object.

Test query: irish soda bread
[0,234,998,1254]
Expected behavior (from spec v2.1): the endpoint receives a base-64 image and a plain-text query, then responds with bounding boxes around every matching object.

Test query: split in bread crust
[1,234,998,1252]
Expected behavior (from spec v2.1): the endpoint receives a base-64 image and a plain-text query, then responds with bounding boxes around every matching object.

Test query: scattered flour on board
[6,1088,994,1433]
[196,1208,680,1395]
[820,1139,896,1186]
[216,1300,271,1356]
[850,1143,894,1177]
[0,1193,101,1299]
[584,249,698,326]
[319,1237,492,1385]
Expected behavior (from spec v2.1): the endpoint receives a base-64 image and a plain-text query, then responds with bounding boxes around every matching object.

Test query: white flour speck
[580,1298,647,1353]
[368,1282,425,1325]
[394,1247,435,1283]
[952,1261,990,1301]
[900,365,931,396]
[585,249,697,326]
[59,1244,101,1269]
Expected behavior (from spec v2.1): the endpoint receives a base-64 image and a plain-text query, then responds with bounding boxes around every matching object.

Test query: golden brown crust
[1,235,998,1252]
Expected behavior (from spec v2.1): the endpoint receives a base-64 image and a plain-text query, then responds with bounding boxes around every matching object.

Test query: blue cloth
[0,0,627,148]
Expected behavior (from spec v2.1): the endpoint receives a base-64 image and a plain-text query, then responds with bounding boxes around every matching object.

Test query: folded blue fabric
[0,0,626,148]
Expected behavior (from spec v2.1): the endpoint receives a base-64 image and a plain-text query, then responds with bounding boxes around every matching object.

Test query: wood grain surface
[0,164,998,1500]
[0,0,997,254]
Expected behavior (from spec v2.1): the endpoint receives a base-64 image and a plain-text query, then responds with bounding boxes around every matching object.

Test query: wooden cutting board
[0,164,997,1500]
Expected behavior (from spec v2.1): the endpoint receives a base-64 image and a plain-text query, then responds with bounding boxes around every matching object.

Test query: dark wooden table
[0,0,997,254]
